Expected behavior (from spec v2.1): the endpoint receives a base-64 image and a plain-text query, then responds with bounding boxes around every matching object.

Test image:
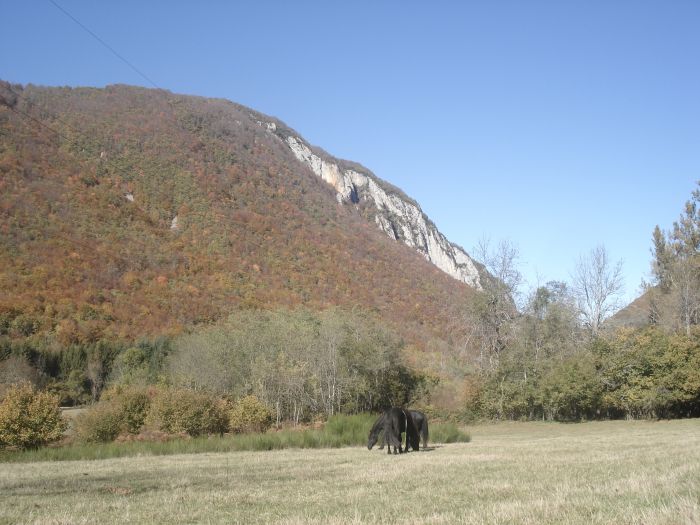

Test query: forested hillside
[0,82,479,339]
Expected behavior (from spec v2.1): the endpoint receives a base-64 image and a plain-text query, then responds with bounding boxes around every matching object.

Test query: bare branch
[571,245,624,334]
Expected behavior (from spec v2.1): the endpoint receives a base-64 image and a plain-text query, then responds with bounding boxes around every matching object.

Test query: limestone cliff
[256,122,486,290]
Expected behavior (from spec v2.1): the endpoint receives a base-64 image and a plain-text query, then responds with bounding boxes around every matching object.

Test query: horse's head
[367,412,386,450]
[367,433,378,450]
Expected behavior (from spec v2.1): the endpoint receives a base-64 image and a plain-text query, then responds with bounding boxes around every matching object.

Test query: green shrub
[324,413,374,443]
[100,385,151,434]
[74,385,152,443]
[430,422,471,444]
[46,370,91,407]
[9,314,40,337]
[229,395,273,434]
[145,388,228,437]
[74,402,124,443]
[0,382,67,449]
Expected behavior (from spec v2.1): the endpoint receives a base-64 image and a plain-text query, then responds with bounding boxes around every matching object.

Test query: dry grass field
[1,419,699,524]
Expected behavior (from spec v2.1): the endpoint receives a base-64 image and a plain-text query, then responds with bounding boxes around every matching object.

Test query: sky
[2,1,699,305]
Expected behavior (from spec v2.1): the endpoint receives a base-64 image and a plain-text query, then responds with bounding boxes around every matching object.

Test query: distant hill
[0,81,486,347]
[608,291,652,329]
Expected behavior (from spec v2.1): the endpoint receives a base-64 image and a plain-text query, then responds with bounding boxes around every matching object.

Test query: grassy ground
[1,419,698,524]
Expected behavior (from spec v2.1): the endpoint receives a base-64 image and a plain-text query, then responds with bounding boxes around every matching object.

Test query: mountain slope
[0,81,480,346]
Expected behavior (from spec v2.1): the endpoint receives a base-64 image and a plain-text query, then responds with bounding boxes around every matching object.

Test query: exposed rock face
[281,134,484,290]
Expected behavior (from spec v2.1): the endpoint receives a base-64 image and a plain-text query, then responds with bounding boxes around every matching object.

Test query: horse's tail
[409,410,429,449]
[385,409,403,452]
[402,409,420,451]
[418,411,429,448]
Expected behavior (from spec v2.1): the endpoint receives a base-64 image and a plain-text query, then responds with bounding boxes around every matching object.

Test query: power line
[33,2,225,218]
[3,1,243,248]
[47,0,161,90]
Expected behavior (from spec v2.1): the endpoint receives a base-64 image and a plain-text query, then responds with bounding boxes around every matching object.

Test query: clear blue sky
[2,1,699,304]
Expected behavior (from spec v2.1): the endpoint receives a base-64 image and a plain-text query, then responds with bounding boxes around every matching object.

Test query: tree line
[459,183,700,420]
[0,308,428,426]
[166,309,429,425]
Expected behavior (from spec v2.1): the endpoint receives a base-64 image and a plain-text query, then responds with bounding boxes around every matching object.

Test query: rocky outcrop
[279,133,484,290]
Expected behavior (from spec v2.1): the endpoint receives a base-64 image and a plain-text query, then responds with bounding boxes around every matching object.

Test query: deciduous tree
[462,239,521,371]
[571,245,624,335]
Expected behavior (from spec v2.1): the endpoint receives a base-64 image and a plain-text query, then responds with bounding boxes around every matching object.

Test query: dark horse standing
[376,409,429,451]
[405,410,429,449]
[367,407,421,454]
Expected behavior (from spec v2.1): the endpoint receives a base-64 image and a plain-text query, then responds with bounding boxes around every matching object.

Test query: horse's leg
[401,410,409,452]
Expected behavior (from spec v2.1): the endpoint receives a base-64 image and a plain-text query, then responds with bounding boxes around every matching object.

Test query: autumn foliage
[0,82,475,387]
[228,395,273,434]
[0,382,67,449]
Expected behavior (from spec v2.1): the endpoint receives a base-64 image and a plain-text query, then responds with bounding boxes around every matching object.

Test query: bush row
[0,382,273,449]
[74,387,272,443]
[1,413,471,463]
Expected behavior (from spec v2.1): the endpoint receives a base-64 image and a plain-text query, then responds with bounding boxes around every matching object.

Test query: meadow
[1,419,698,524]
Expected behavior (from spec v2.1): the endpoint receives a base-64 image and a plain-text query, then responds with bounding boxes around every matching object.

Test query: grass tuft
[431,422,471,444]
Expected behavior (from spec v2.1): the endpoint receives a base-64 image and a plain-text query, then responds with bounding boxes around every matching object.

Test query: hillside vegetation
[0,82,474,341]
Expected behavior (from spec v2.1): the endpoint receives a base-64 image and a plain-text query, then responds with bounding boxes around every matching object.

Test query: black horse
[376,409,429,451]
[406,410,429,449]
[367,407,421,454]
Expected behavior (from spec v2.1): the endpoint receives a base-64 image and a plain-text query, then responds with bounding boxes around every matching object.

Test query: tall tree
[571,245,624,335]
[523,280,581,363]
[651,183,700,335]
[462,239,522,371]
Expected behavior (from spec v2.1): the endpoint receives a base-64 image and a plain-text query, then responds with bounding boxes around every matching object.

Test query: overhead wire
[10,0,237,222]
[47,0,162,90]
[2,1,254,269]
